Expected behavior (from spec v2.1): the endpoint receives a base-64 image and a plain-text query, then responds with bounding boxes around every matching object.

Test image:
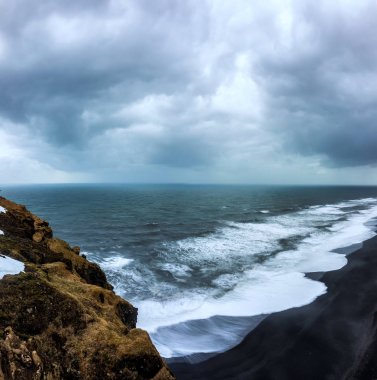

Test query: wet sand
[170,233,377,380]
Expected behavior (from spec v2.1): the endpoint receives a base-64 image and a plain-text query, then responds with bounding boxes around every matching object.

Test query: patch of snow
[0,255,24,279]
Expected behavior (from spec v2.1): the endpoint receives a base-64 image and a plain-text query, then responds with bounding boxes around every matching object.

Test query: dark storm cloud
[259,0,377,167]
[0,0,205,148]
[0,0,377,183]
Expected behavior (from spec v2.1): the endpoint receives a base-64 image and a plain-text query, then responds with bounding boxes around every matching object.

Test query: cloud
[257,0,377,167]
[0,0,376,184]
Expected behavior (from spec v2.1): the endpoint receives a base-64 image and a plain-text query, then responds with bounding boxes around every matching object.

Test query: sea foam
[135,198,377,357]
[96,197,377,358]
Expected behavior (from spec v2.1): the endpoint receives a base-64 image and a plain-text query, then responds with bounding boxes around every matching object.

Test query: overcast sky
[0,0,377,184]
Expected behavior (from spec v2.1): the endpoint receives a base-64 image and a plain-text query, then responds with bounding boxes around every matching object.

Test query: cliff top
[0,196,174,380]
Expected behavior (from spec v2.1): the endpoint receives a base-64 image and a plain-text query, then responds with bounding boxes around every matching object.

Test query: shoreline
[170,231,377,379]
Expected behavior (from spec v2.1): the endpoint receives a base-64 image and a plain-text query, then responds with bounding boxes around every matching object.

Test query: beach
[170,231,377,379]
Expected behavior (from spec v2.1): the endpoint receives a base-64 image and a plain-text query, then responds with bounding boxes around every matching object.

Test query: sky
[0,0,377,185]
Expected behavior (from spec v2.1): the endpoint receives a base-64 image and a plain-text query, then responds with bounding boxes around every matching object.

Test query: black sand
[170,233,377,380]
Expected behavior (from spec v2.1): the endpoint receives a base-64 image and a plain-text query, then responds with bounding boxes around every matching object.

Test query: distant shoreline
[170,229,377,379]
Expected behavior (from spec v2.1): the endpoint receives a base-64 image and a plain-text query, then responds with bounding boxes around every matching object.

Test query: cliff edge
[0,196,175,380]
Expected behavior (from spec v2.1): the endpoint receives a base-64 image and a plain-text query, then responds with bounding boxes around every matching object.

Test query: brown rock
[32,231,44,243]
[0,196,175,380]
[72,246,80,255]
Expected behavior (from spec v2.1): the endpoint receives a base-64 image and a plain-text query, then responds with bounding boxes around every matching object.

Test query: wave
[140,198,377,357]
[96,197,377,358]
[145,271,326,357]
[100,256,134,269]
[93,255,134,294]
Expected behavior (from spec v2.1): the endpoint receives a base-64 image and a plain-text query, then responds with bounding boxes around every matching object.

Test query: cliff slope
[0,196,175,380]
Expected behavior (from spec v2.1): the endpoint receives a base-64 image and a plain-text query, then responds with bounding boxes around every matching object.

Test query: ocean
[2,184,377,360]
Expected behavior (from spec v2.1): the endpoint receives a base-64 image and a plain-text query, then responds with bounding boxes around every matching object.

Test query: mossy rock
[0,197,175,380]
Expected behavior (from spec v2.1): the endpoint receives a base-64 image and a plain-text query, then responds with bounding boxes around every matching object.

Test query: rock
[0,196,175,380]
[72,246,80,255]
[32,231,44,243]
[0,327,36,379]
[31,351,42,368]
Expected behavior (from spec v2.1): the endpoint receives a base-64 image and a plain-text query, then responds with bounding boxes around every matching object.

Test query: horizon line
[1,182,377,188]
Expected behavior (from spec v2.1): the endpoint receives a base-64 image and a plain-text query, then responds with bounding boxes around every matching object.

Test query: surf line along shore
[170,229,377,380]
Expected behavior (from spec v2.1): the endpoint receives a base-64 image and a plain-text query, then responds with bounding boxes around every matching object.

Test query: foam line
[97,197,377,357]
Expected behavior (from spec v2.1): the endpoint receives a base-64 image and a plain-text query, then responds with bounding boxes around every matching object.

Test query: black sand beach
[170,232,377,380]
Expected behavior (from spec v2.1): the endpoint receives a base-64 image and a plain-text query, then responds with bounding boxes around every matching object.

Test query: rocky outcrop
[0,196,175,380]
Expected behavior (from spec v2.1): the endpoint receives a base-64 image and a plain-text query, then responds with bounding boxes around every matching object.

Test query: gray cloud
[0,0,203,146]
[259,1,377,167]
[0,0,376,183]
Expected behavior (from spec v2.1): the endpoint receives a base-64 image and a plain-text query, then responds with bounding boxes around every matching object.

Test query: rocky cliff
[0,196,175,380]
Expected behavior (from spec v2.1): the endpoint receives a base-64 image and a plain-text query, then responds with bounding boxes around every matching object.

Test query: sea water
[2,184,377,359]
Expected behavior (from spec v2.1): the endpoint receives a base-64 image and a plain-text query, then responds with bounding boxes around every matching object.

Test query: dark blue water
[2,184,377,357]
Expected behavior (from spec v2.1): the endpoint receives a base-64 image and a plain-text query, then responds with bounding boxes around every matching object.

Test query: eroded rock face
[0,197,175,380]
